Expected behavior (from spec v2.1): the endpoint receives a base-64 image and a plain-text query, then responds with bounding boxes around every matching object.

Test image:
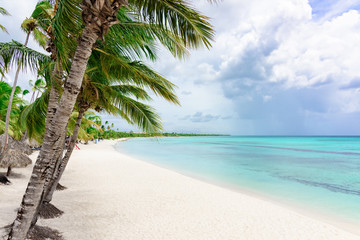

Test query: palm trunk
[7,26,98,240]
[2,31,31,154]
[8,1,126,238]
[45,65,61,127]
[30,90,36,103]
[7,63,63,238]
[25,66,66,228]
[36,125,67,220]
[43,108,86,204]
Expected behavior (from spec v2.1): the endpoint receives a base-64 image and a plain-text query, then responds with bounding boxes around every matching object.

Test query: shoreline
[114,139,360,236]
[1,139,359,239]
[138,160,360,235]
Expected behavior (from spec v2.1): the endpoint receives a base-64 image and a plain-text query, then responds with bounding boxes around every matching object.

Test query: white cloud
[268,10,360,89]
[151,0,360,134]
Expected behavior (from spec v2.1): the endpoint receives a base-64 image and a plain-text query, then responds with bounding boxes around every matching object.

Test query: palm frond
[19,90,49,143]
[109,94,163,133]
[110,84,152,101]
[67,110,102,141]
[0,6,10,33]
[52,0,82,69]
[131,0,215,49]
[90,51,179,105]
[0,41,51,73]
[113,8,189,59]
[0,82,25,139]
[33,28,48,48]
[0,7,10,16]
[0,24,8,33]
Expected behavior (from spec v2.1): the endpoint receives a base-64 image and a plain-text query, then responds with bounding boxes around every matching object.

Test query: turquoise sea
[115,136,360,228]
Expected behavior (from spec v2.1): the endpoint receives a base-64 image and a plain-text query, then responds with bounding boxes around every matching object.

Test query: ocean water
[115,136,360,227]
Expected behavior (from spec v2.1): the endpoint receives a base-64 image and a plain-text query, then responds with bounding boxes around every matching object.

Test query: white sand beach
[1,140,359,240]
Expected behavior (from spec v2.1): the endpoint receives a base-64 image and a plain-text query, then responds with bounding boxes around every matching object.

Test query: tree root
[38,203,64,219]
[27,225,64,240]
[56,183,67,191]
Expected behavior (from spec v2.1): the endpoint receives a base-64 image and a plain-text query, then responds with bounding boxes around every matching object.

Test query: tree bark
[2,31,31,154]
[43,108,86,204]
[7,26,98,240]
[8,0,126,237]
[45,64,62,128]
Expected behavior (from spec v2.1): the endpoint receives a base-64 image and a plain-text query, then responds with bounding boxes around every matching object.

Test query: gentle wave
[236,144,360,156]
[279,176,360,196]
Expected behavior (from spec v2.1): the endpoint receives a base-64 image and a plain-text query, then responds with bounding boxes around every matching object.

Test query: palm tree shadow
[0,171,26,179]
[1,224,64,240]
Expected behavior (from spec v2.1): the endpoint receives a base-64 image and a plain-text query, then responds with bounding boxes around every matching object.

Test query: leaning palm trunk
[2,31,31,154]
[43,108,86,205]
[46,64,62,127]
[37,125,67,219]
[7,1,126,239]
[7,64,63,239]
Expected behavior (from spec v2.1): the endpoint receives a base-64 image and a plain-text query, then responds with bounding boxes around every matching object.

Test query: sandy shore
[1,140,359,240]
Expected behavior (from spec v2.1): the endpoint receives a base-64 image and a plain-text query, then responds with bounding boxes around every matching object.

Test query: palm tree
[0,82,24,139]
[1,18,41,154]
[8,1,216,239]
[23,49,180,211]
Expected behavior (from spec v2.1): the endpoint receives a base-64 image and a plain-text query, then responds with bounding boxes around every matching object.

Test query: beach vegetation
[0,82,26,139]
[98,130,228,139]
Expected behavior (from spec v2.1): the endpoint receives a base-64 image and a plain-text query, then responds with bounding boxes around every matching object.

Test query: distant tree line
[100,130,229,139]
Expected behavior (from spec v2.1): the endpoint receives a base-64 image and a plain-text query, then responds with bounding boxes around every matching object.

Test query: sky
[1,0,360,135]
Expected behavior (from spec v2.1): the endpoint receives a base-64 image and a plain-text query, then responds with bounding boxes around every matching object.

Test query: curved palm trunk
[43,108,86,204]
[7,62,62,238]
[2,31,31,154]
[27,65,66,227]
[8,26,98,240]
[8,1,126,238]
[46,65,62,127]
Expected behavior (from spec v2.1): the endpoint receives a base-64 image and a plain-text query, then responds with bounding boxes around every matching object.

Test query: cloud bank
[152,0,360,135]
[1,0,360,135]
